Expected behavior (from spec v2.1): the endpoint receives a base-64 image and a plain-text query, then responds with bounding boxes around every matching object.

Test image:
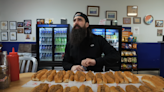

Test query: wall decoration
[155,20,163,27]
[0,21,8,30]
[133,17,141,24]
[127,6,138,17]
[105,11,117,20]
[25,34,31,40]
[9,21,17,30]
[17,28,24,33]
[87,6,100,17]
[17,22,24,27]
[45,18,54,24]
[24,28,32,34]
[24,20,31,27]
[157,29,163,36]
[10,32,17,41]
[143,15,154,25]
[123,17,131,24]
[37,19,45,24]
[1,32,8,41]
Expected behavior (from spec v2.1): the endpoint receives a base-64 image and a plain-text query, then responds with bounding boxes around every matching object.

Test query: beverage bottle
[7,47,19,81]
[45,46,47,51]
[64,37,67,44]
[59,37,61,44]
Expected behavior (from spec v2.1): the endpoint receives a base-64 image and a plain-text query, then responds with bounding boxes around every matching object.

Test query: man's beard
[70,24,87,46]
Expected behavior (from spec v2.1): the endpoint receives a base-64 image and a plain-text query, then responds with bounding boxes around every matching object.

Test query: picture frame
[17,28,24,33]
[123,17,131,24]
[157,29,163,36]
[133,17,141,24]
[24,20,31,27]
[127,6,138,17]
[24,27,32,34]
[87,6,100,17]
[155,20,163,27]
[10,32,17,41]
[17,22,24,27]
[36,19,45,24]
[105,11,117,20]
[0,21,8,30]
[1,32,8,41]
[9,21,17,30]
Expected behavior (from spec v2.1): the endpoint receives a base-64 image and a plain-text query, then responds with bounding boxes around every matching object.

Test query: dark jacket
[62,34,120,72]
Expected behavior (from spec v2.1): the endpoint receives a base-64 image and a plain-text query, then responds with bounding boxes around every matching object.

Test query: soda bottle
[59,37,61,44]
[64,37,67,44]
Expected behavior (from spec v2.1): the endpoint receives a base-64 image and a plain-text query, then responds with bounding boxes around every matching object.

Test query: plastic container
[0,51,10,89]
[7,47,19,81]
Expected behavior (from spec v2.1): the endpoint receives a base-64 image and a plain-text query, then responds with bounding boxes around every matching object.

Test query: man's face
[73,16,89,29]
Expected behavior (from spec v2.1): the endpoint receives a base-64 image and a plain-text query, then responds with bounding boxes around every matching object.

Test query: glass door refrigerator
[36,24,70,70]
[89,25,122,71]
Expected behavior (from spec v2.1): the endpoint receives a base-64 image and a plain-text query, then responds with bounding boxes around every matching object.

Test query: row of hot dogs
[30,83,161,92]
[31,69,139,84]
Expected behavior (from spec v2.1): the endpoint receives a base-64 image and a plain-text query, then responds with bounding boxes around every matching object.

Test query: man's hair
[73,12,89,23]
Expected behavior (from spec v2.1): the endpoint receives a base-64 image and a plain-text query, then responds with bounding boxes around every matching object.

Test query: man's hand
[81,58,96,67]
[71,65,85,71]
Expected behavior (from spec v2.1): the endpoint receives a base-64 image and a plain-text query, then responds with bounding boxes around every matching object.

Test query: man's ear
[85,22,89,28]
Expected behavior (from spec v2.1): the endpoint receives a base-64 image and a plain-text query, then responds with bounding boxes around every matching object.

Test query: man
[62,12,120,72]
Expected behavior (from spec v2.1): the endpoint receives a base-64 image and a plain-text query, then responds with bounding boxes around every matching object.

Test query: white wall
[0,0,164,42]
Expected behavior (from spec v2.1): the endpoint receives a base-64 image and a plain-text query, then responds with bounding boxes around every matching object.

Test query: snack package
[121,57,124,62]
[132,64,137,70]
[125,44,129,49]
[126,64,132,69]
[132,51,137,56]
[125,37,128,42]
[127,57,132,63]
[128,36,133,42]
[129,44,132,49]
[124,57,128,63]
[133,57,137,63]
[122,37,125,42]
[133,36,137,42]
[121,64,127,69]
[132,43,137,49]
[121,51,124,56]
[129,51,133,56]
[122,43,126,49]
[125,51,129,56]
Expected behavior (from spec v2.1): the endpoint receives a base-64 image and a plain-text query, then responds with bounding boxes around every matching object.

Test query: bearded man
[62,12,120,72]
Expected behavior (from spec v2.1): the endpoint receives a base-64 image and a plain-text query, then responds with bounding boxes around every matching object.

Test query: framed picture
[24,27,32,34]
[127,6,138,17]
[24,20,31,27]
[106,11,117,20]
[9,21,17,30]
[17,22,24,27]
[123,17,131,24]
[133,17,141,24]
[37,19,45,24]
[1,32,8,41]
[10,32,17,41]
[155,20,163,27]
[0,21,8,30]
[17,28,24,33]
[87,6,100,17]
[157,29,163,36]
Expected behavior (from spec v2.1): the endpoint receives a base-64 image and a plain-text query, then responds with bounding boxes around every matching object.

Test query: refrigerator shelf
[40,59,52,61]
[55,35,67,37]
[40,35,52,37]
[39,51,52,53]
[39,43,52,45]
[55,59,63,61]
[55,43,66,45]
[55,51,65,53]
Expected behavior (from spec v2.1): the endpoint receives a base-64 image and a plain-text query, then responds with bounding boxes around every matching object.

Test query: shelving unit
[121,41,138,72]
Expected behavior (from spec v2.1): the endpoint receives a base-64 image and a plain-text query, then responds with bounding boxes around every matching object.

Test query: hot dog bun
[47,70,56,82]
[54,70,66,83]
[63,70,74,83]
[31,69,48,81]
[126,85,142,92]
[79,85,93,92]
[86,70,96,84]
[97,84,110,92]
[74,71,86,82]
[40,70,53,82]
[30,83,49,92]
[48,84,63,92]
[123,71,139,83]
[139,85,153,92]
[63,86,78,92]
[114,71,129,83]
[104,72,115,83]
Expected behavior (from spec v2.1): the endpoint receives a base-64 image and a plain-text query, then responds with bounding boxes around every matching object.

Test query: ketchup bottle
[7,47,19,81]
